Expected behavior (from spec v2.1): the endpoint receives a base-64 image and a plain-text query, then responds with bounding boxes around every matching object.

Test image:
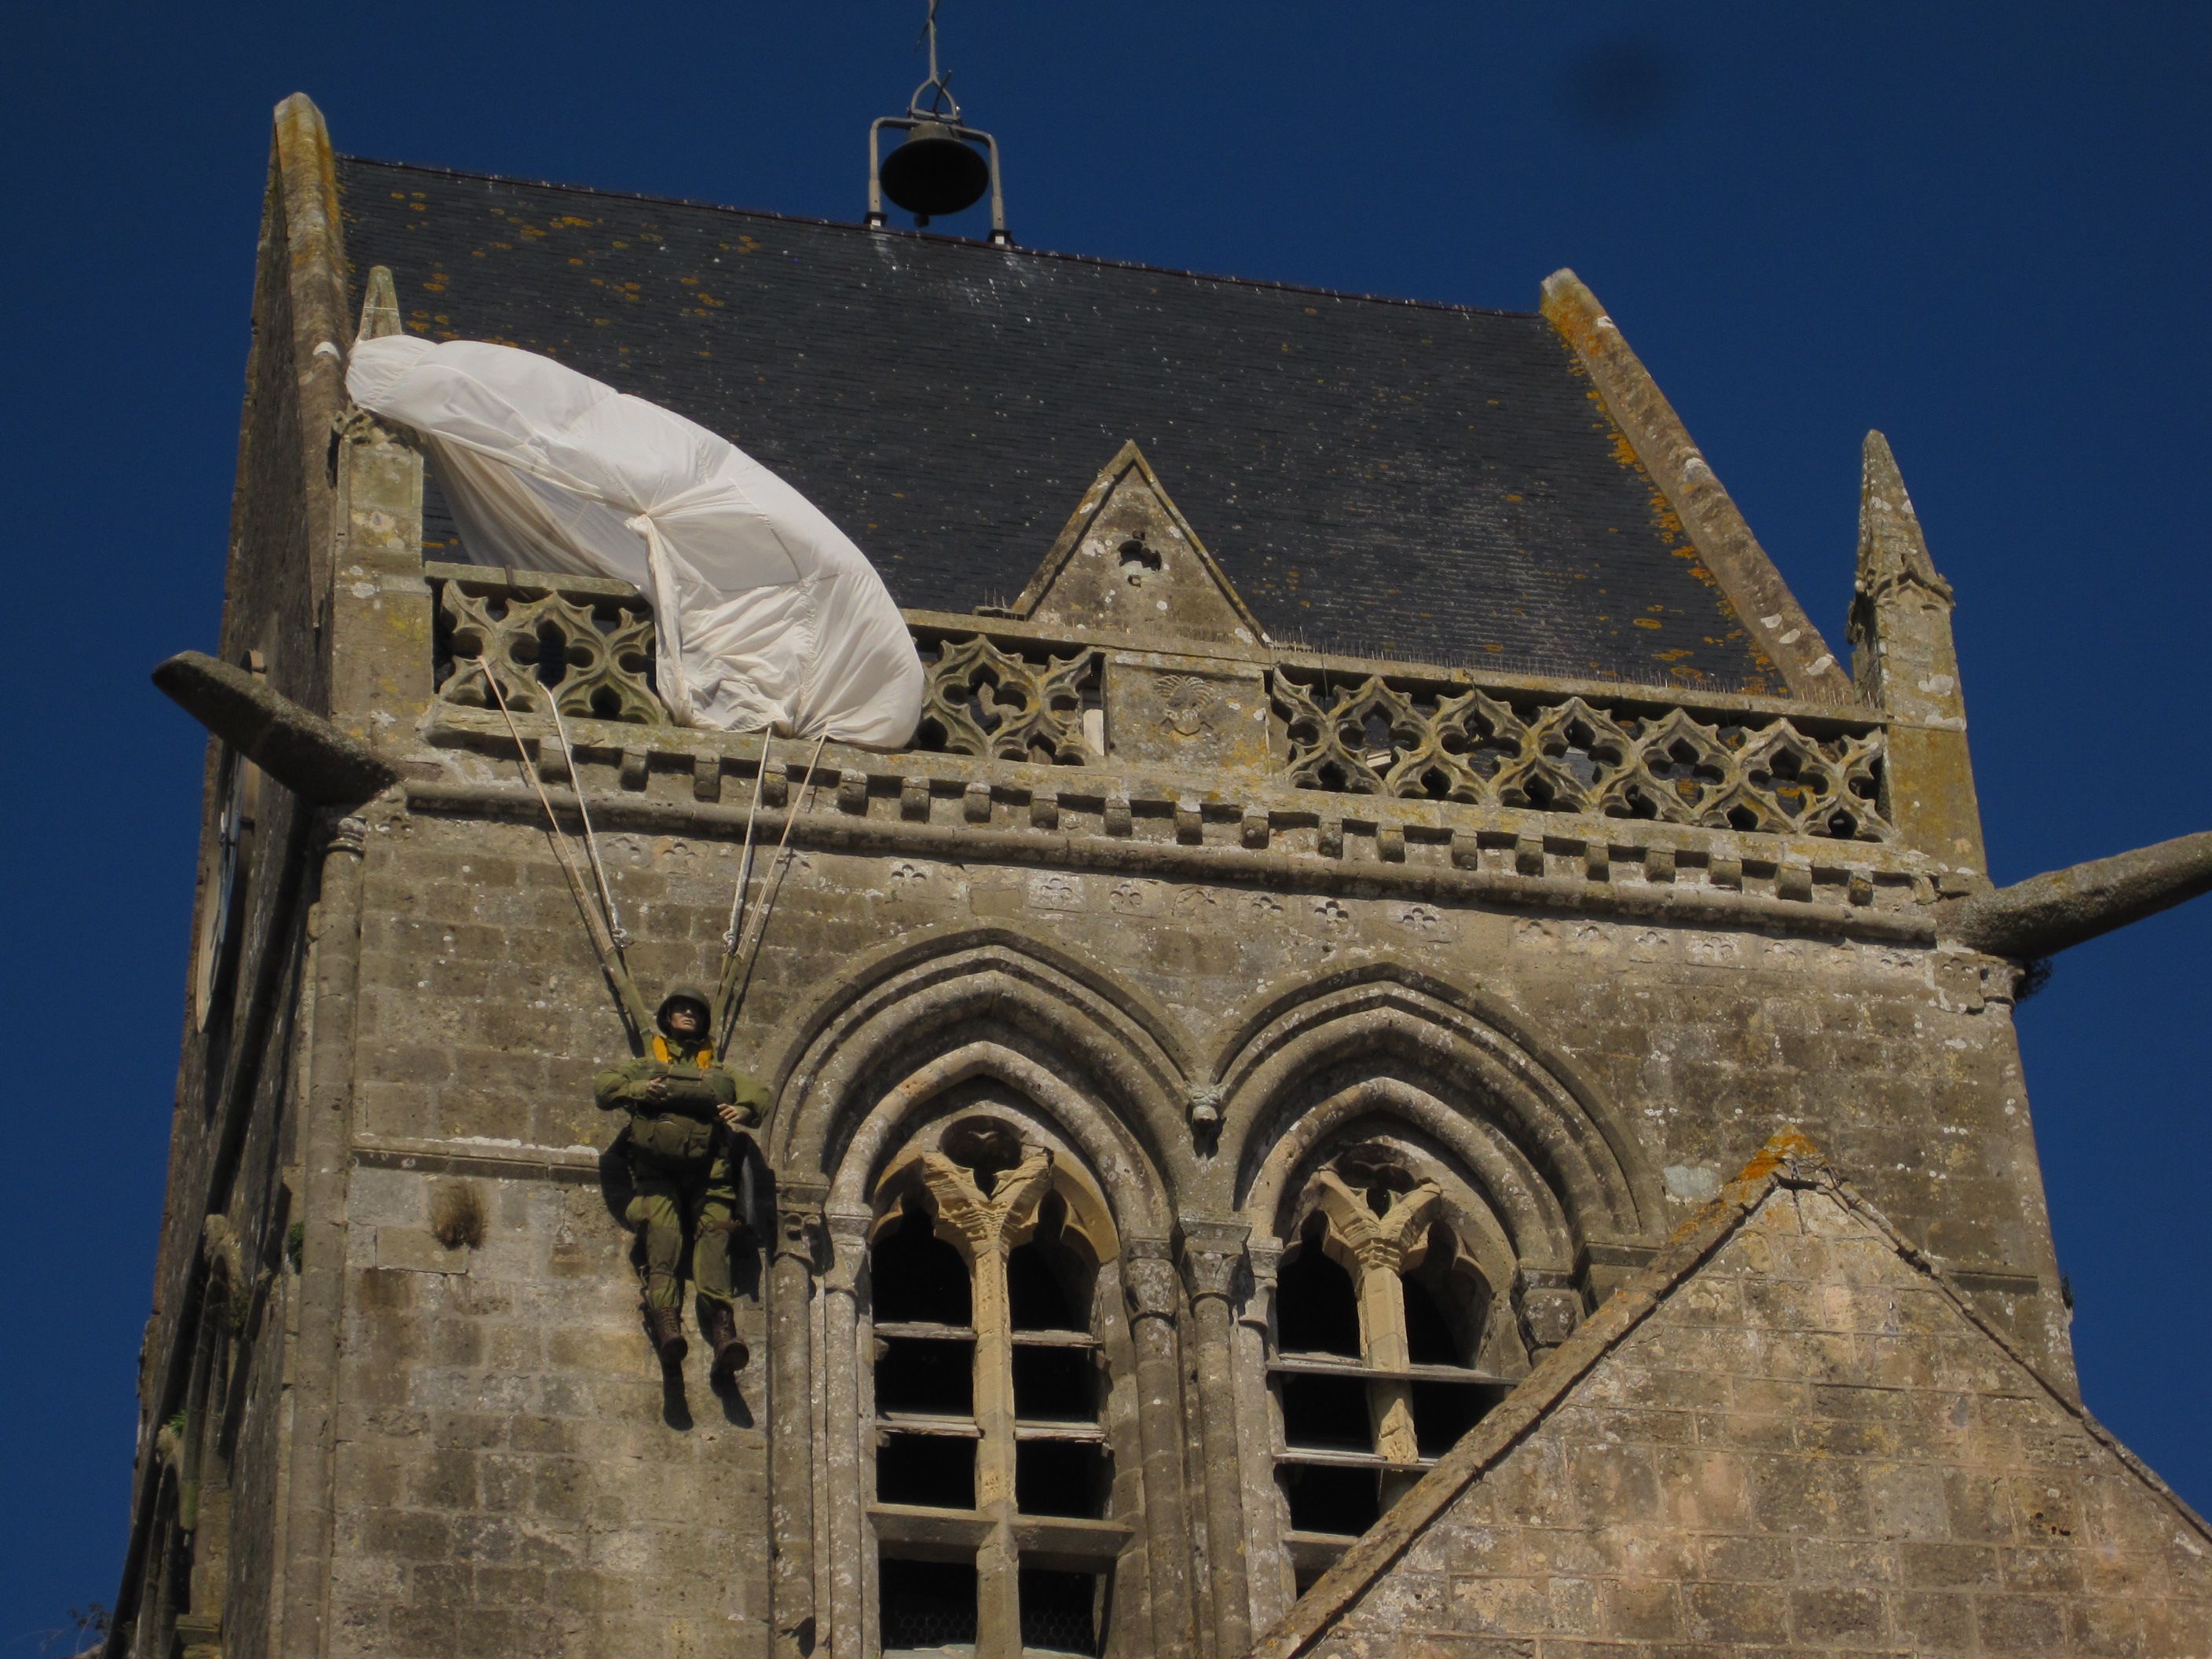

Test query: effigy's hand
[716,1102,753,1133]
[643,1077,672,1105]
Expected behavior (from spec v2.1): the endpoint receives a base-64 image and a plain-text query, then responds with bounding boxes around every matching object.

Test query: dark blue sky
[5,2,2207,1643]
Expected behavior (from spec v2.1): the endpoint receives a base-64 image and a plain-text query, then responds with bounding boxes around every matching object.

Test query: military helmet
[657,980,713,1035]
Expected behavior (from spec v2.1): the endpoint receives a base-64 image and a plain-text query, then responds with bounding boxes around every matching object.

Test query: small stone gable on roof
[1008,441,1271,655]
[1257,1137,2212,1658]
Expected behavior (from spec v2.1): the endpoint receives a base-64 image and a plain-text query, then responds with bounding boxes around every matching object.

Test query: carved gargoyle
[1936,830,2212,959]
[152,650,397,807]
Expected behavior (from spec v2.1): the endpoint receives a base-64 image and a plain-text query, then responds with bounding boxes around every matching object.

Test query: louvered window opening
[1271,1185,1511,1594]
[871,1149,1117,1658]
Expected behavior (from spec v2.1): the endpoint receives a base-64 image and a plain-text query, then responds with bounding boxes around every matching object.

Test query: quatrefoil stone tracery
[1276,672,1894,842]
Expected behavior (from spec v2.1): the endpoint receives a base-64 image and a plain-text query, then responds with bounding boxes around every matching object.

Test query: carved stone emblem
[1027,872,1081,911]
[1155,674,1221,739]
[1393,903,1446,938]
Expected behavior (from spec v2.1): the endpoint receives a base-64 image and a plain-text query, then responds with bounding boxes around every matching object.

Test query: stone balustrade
[428,563,1893,844]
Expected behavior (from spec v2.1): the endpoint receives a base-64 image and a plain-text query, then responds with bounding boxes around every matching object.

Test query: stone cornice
[399,771,1938,944]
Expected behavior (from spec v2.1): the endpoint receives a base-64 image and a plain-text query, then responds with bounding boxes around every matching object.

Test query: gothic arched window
[1269,1159,1515,1589]
[866,1118,1130,1658]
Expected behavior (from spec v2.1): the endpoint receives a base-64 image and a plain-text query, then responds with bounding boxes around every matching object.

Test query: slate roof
[337,156,1771,687]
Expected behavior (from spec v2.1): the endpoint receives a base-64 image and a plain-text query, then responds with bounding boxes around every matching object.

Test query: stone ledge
[401,777,1940,946]
[353,1133,606,1186]
[422,703,1919,872]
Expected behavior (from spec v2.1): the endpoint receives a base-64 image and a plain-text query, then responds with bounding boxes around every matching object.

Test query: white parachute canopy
[346,335,923,748]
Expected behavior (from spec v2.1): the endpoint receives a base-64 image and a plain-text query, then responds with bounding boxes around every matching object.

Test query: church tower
[115,94,2211,1658]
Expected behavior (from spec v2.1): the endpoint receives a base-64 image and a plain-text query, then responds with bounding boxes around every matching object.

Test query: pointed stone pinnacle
[1857,430,1952,606]
[357,264,403,342]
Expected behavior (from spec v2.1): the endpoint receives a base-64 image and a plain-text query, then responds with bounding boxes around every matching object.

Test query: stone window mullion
[1272,1165,1503,1583]
[970,1237,1022,1657]
[1313,1169,1441,1479]
[870,1129,1128,1657]
[1345,1241,1419,1470]
[914,1145,1056,1659]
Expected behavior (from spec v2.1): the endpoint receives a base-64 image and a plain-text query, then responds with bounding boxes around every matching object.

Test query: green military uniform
[594,986,771,1320]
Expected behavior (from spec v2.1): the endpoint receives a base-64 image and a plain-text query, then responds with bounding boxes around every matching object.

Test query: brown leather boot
[646,1304,687,1368]
[703,1300,749,1387]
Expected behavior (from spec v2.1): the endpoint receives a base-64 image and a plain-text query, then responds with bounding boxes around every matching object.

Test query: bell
[879,121,991,220]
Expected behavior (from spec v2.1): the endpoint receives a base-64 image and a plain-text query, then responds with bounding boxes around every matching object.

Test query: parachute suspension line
[544,690,628,950]
[721,734,773,955]
[718,732,830,1048]
[481,664,652,1044]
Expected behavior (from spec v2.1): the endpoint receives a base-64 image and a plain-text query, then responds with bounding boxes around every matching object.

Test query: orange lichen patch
[1734,1130,1822,1184]
[1632,617,1661,630]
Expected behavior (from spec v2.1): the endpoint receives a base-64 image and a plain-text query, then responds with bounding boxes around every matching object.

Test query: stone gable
[1260,1148,2212,1657]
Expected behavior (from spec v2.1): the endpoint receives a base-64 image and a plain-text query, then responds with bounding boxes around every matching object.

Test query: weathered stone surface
[1850,430,1989,877]
[1254,1148,2212,1659]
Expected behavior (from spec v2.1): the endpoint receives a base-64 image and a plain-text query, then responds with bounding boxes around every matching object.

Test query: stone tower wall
[115,93,2087,1659]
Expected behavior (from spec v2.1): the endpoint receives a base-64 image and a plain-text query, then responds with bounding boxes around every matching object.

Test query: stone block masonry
[1258,1150,2212,1657]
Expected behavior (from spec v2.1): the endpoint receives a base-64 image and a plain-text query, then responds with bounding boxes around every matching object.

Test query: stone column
[768,1180,826,1659]
[1234,1240,1291,1631]
[819,1210,872,1659]
[1123,1242,1197,1659]
[968,1221,1020,1658]
[328,267,433,742]
[280,814,368,1659]
[1179,1221,1251,1659]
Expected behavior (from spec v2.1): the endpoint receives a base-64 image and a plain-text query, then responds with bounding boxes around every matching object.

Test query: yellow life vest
[651,1035,716,1068]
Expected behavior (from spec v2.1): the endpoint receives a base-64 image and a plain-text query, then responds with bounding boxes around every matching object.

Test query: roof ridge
[335,152,1540,320]
[1251,1130,2212,1659]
